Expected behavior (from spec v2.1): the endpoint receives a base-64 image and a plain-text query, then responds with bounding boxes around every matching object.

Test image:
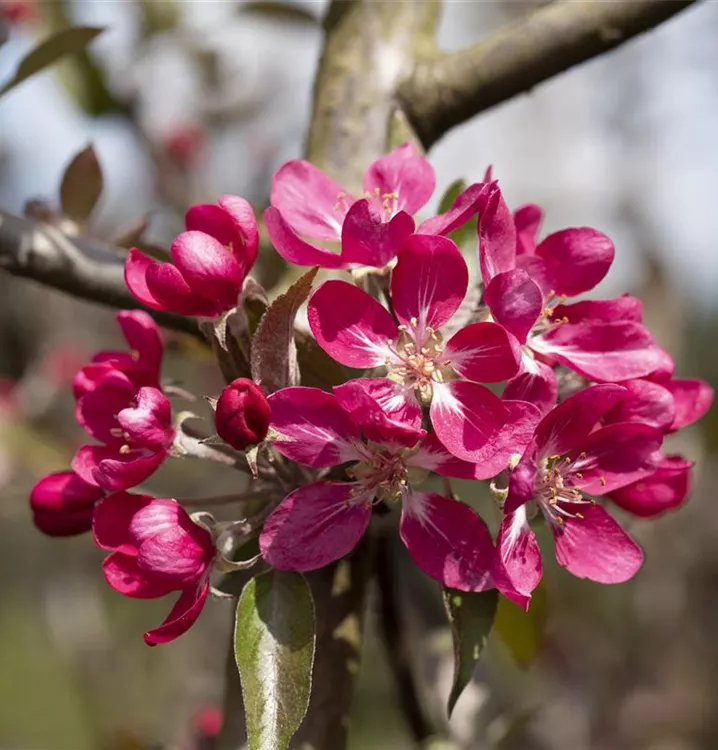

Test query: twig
[400,0,698,148]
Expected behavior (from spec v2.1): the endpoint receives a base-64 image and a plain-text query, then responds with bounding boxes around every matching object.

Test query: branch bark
[400,0,698,149]
[0,210,199,337]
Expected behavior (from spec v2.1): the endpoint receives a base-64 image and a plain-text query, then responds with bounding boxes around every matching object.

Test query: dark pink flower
[73,372,175,491]
[93,492,216,645]
[29,471,104,537]
[125,196,258,317]
[259,386,499,591]
[73,310,163,400]
[494,384,664,608]
[265,143,432,270]
[308,233,522,462]
[215,378,271,450]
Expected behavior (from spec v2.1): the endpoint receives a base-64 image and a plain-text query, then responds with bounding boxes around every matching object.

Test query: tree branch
[0,209,200,337]
[400,0,698,149]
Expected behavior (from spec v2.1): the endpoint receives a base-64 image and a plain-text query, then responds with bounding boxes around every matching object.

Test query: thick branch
[400,0,698,149]
[0,210,199,337]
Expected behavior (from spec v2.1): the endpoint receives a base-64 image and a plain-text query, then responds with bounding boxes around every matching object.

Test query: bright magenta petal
[268,387,360,467]
[340,199,414,268]
[444,321,521,383]
[514,204,543,256]
[483,269,543,344]
[260,482,371,571]
[116,310,163,382]
[144,581,210,646]
[665,378,714,431]
[417,181,486,236]
[145,262,219,317]
[478,183,516,284]
[551,503,643,584]
[93,491,151,551]
[125,249,162,310]
[333,377,422,431]
[264,206,345,269]
[603,379,675,430]
[103,552,175,599]
[117,387,173,449]
[503,359,558,415]
[308,280,397,368]
[95,449,167,492]
[392,234,468,335]
[400,492,495,591]
[493,506,542,609]
[553,296,643,323]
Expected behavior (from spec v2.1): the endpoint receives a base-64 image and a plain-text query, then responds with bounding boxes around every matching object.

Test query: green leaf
[59,145,103,223]
[240,1,319,26]
[438,178,467,215]
[0,26,104,98]
[443,587,498,717]
[494,581,548,668]
[251,267,318,394]
[235,570,316,750]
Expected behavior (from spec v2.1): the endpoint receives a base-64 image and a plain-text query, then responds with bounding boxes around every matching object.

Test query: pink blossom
[93,492,216,645]
[215,378,271,450]
[125,197,258,317]
[29,471,104,536]
[308,233,525,462]
[259,386,498,592]
[265,143,432,270]
[72,371,175,491]
[494,384,664,608]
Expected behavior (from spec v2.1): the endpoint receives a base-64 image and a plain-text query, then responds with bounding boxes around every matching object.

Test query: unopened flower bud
[29,471,104,536]
[215,378,271,451]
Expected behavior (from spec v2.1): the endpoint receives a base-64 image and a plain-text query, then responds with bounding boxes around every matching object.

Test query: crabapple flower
[93,493,216,645]
[477,185,671,411]
[73,371,175,491]
[265,143,432,270]
[308,233,523,462]
[215,378,271,450]
[29,471,104,536]
[260,385,498,591]
[73,310,162,399]
[494,384,664,608]
[125,196,258,317]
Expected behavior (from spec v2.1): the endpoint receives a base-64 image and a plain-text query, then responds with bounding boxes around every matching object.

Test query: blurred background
[1,1,717,749]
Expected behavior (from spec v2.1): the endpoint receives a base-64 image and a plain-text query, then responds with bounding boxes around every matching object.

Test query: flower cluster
[30,146,713,643]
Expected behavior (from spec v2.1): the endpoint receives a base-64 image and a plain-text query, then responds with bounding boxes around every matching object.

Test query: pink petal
[116,310,163,383]
[30,471,104,537]
[267,387,360,467]
[503,359,558,415]
[504,455,539,514]
[535,228,614,296]
[363,143,435,216]
[32,508,95,537]
[125,249,162,310]
[308,280,397,368]
[514,204,543,256]
[144,581,210,646]
[392,234,468,335]
[73,362,115,400]
[417,182,487,236]
[483,269,543,343]
[478,183,516,284]
[400,492,495,591]
[553,295,643,324]
[76,370,135,443]
[264,206,345,269]
[534,383,627,458]
[602,379,675,430]
[333,377,422,430]
[170,230,244,310]
[664,378,714,431]
[95,448,167,492]
[93,491,151,551]
[117,387,173,449]
[429,381,508,462]
[444,321,521,383]
[533,321,671,382]
[103,551,175,598]
[609,455,693,518]
[340,199,414,268]
[270,159,348,242]
[259,482,371,571]
[493,506,543,609]
[550,502,643,584]
[145,262,220,317]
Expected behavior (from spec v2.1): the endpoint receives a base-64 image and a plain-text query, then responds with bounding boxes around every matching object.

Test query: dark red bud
[29,471,104,537]
[215,378,271,451]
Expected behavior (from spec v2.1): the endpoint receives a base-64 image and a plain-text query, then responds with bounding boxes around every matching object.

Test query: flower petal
[270,160,348,242]
[76,370,135,443]
[94,448,167,492]
[533,321,672,382]
[483,269,543,344]
[444,321,521,383]
[340,199,414,268]
[116,310,163,383]
[117,387,173,449]
[93,491,151,551]
[493,506,543,609]
[504,454,539,514]
[145,261,220,317]
[125,249,163,310]
[144,581,210,646]
[30,471,103,537]
[260,482,371,571]
[664,378,714,431]
[602,379,675,430]
[503,359,558,415]
[535,228,614,296]
[264,206,345,269]
[417,182,486,236]
[429,381,508,462]
[400,492,495,591]
[392,234,468,335]
[363,142,435,215]
[514,204,543,255]
[333,377,422,430]
[103,551,175,599]
[268,387,360,467]
[550,502,643,584]
[553,296,643,323]
[478,183,516,284]
[308,280,397,368]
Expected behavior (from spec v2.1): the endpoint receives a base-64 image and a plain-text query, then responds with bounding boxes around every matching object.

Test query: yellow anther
[119,444,132,455]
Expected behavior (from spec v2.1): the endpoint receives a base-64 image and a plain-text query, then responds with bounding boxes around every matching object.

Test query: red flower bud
[215,379,271,450]
[30,471,104,537]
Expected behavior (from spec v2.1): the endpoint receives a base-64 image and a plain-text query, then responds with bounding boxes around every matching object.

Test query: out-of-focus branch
[400,0,698,149]
[0,210,199,337]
